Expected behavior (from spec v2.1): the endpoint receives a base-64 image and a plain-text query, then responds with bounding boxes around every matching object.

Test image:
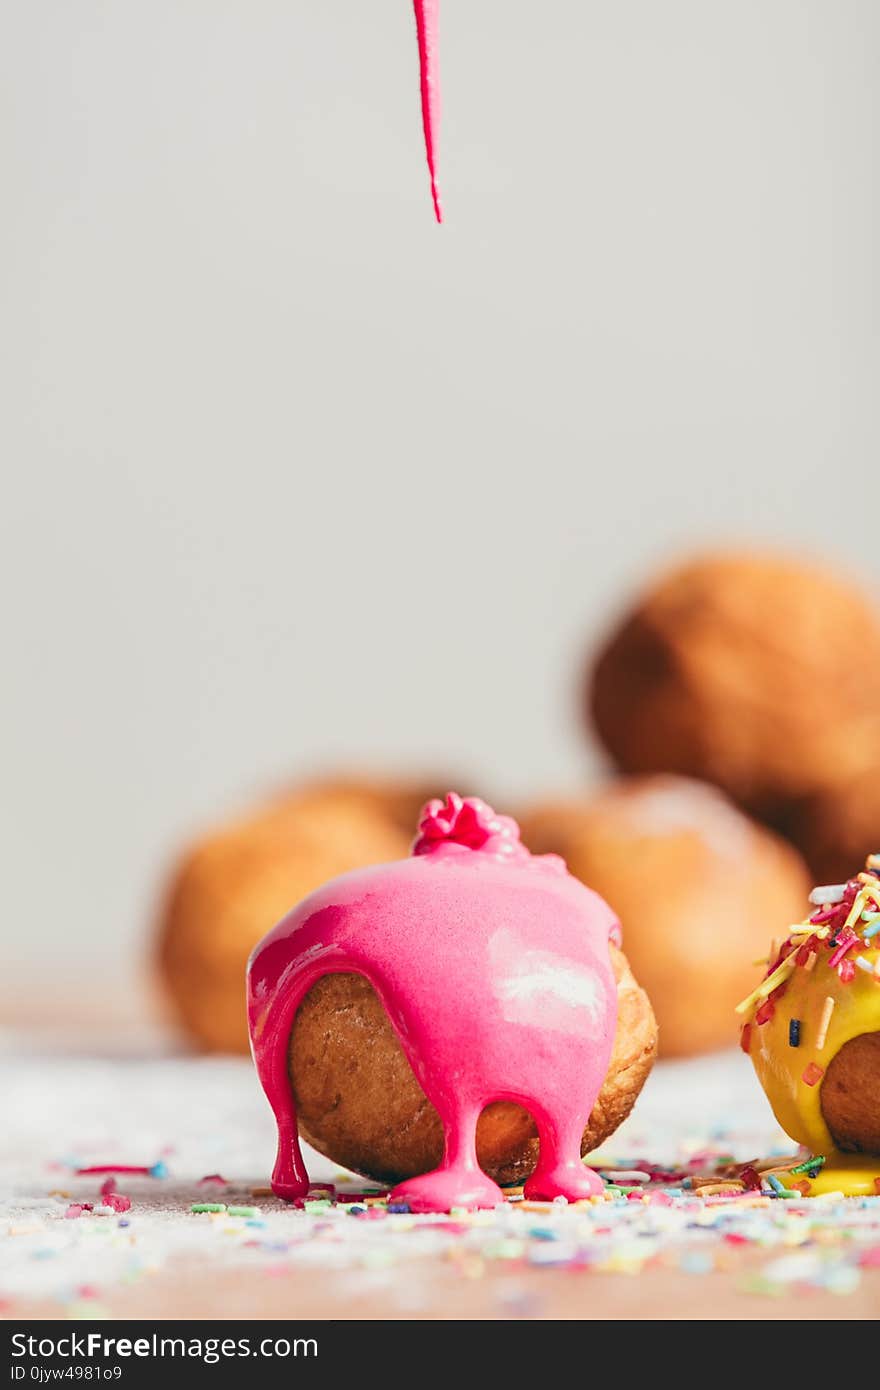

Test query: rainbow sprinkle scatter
[3,1040,879,1317]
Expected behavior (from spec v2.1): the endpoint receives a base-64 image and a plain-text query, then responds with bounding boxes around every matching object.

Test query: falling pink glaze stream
[413,0,442,221]
[247,795,620,1212]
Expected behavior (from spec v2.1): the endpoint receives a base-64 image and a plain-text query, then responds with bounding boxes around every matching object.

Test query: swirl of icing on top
[413,792,527,860]
[413,793,567,877]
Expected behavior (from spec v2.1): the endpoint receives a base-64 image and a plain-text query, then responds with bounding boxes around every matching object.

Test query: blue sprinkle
[788,1018,801,1047]
[245,1220,267,1229]
[527,1228,559,1241]
[766,1174,795,1197]
[348,1205,366,1215]
[387,1202,411,1214]
[149,1160,169,1179]
[118,1219,130,1228]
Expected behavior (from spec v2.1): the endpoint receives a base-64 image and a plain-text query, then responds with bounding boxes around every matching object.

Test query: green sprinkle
[191,1203,226,1214]
[789,1154,826,1176]
[304,1199,332,1213]
[227,1206,258,1218]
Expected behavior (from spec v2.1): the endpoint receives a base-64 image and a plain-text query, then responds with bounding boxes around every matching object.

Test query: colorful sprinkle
[816,996,836,1051]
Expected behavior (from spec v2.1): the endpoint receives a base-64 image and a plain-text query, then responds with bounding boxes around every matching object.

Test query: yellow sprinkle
[816,995,836,1050]
[803,951,818,972]
[735,951,798,1015]
[751,956,769,967]
[843,893,867,933]
[859,878,880,908]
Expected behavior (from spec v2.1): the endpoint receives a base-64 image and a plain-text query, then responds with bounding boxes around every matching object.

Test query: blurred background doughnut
[157,774,460,1051]
[519,775,811,1056]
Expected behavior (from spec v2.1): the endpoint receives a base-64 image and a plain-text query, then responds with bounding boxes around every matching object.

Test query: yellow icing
[745,917,880,1198]
[772,1155,880,1198]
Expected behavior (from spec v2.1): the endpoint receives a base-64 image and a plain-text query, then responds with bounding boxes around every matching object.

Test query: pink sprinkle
[828,933,858,969]
[76,1285,99,1299]
[103,1193,131,1213]
[76,1164,151,1177]
[100,1178,117,1197]
[198,1174,228,1186]
[646,1192,673,1207]
[838,958,856,983]
[64,1204,86,1219]
[859,1246,880,1268]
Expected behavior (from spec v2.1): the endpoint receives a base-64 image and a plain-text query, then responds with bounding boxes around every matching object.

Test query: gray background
[2,2,877,1015]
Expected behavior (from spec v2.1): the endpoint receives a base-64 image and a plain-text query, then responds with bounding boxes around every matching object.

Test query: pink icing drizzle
[247,795,619,1213]
[413,0,442,221]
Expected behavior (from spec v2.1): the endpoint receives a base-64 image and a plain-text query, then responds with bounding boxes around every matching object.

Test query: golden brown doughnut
[519,776,811,1057]
[589,551,880,820]
[290,943,656,1186]
[787,763,880,883]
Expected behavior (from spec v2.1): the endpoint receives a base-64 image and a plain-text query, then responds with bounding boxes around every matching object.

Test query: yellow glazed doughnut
[740,855,880,1196]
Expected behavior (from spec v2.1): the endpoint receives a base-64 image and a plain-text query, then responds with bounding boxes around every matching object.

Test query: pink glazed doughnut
[248,794,621,1213]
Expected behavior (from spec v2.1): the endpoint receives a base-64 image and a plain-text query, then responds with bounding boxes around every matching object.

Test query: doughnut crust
[589,551,880,820]
[519,777,811,1057]
[289,944,656,1186]
[821,1032,880,1154]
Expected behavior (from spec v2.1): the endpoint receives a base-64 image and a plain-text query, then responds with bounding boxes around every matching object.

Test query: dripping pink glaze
[413,0,442,221]
[247,794,620,1213]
